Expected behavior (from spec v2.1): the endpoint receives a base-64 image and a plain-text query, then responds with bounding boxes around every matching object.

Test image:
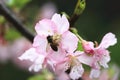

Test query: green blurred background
[0,0,120,80]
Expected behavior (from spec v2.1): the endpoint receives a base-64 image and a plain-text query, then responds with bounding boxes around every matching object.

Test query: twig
[69,0,86,27]
[69,14,79,27]
[0,2,34,42]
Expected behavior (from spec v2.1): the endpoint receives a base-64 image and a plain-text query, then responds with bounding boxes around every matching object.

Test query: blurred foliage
[0,62,33,80]
[5,27,21,41]
[28,75,46,80]
[28,69,54,80]
[7,0,31,10]
[0,16,5,23]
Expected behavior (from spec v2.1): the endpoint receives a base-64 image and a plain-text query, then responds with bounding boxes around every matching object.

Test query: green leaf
[77,41,83,51]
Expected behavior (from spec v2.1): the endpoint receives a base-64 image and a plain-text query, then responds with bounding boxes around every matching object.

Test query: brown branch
[0,2,34,42]
[69,14,80,27]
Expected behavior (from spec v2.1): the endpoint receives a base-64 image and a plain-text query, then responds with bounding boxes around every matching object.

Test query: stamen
[94,41,98,47]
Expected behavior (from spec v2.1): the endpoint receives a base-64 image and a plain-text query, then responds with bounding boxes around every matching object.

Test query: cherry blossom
[35,13,78,52]
[18,12,117,79]
[80,32,117,78]
[19,13,79,72]
[56,51,85,80]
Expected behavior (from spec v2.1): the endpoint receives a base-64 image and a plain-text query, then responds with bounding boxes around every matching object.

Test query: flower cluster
[19,13,117,80]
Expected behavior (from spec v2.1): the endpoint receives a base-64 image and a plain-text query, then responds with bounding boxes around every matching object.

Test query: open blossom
[67,52,84,80]
[79,32,117,78]
[18,12,117,79]
[54,51,84,80]
[19,13,78,72]
[34,13,78,52]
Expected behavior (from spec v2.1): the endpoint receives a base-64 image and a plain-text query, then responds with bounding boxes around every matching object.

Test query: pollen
[67,55,80,67]
[53,33,61,44]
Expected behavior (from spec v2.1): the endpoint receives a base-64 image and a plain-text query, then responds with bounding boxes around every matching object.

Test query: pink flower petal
[94,48,110,68]
[73,51,83,56]
[61,31,78,52]
[99,32,117,49]
[20,48,46,72]
[51,13,69,34]
[56,72,70,80]
[48,48,66,62]
[35,19,56,36]
[82,40,94,54]
[77,52,94,66]
[33,35,47,53]
[18,48,39,62]
[90,69,100,78]
[29,63,42,72]
[29,53,51,72]
[99,53,110,68]
[69,64,84,80]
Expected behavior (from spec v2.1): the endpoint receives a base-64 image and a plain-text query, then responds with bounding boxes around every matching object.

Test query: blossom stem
[76,34,83,42]
[69,0,86,27]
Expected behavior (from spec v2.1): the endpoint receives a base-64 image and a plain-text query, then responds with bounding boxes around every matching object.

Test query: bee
[47,36,58,51]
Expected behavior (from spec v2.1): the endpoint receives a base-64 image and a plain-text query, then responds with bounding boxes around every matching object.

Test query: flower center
[47,34,61,51]
[65,54,81,74]
[67,55,80,67]
[52,34,61,44]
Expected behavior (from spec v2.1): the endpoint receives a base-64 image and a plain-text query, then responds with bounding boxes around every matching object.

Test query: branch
[69,14,80,27]
[0,2,34,42]
[69,0,86,27]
